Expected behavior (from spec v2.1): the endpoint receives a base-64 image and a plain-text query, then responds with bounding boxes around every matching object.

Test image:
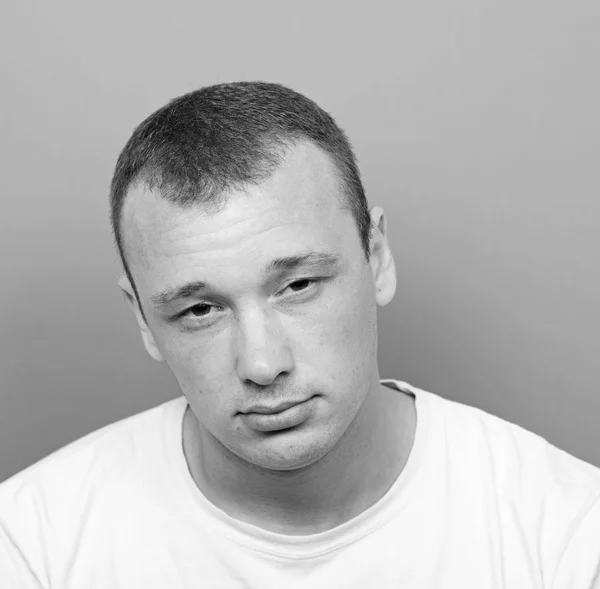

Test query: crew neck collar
[165,380,431,558]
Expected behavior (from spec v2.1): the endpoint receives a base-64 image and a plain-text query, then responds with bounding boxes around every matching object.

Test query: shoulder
[0,395,186,527]
[386,379,600,489]
[395,380,600,585]
[424,384,600,492]
[0,396,186,586]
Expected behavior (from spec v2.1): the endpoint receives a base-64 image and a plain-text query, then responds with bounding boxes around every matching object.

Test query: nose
[234,305,294,386]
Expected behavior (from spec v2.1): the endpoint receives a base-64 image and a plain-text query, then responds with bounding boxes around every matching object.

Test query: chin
[245,432,334,472]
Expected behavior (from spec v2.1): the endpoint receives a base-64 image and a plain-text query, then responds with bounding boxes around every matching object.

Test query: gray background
[1,0,598,483]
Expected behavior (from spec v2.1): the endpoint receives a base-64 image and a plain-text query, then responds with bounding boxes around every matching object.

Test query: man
[1,81,599,588]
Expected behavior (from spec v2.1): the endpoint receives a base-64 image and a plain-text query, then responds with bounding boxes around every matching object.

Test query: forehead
[121,142,360,293]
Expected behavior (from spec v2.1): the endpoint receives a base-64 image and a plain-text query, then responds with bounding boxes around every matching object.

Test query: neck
[183,381,416,535]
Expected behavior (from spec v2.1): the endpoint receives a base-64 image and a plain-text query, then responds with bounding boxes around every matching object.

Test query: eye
[174,302,226,330]
[187,303,213,317]
[286,279,314,293]
[179,303,219,320]
[279,278,324,300]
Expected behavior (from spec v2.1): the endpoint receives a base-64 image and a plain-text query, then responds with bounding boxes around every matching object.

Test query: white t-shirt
[1,380,600,588]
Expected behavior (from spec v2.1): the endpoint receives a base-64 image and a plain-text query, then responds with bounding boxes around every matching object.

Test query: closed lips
[244,400,307,415]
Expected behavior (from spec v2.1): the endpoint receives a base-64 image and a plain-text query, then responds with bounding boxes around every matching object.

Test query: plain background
[1,0,598,483]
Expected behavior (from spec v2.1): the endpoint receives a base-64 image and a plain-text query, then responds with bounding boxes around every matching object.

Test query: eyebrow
[151,252,343,308]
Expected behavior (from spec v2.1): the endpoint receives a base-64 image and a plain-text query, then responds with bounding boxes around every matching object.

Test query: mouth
[243,399,308,415]
[240,397,316,432]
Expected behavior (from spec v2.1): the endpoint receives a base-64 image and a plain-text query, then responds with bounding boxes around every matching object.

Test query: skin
[119,141,416,534]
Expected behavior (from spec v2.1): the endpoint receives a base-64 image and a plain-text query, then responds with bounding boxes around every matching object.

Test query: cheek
[302,277,377,374]
[156,328,233,405]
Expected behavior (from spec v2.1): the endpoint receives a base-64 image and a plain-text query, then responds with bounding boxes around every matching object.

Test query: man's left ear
[368,206,397,307]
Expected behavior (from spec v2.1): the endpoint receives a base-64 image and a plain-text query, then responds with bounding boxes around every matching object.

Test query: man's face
[120,142,395,471]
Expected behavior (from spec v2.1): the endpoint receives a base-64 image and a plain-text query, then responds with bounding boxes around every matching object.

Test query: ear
[368,206,397,307]
[117,274,164,362]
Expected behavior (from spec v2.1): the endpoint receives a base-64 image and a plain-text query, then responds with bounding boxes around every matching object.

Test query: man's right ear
[117,275,164,362]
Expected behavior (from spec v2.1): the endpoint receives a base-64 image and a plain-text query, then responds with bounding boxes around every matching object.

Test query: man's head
[110,82,371,303]
[110,82,396,471]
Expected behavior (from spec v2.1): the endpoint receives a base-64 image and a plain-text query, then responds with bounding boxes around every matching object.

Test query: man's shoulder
[425,382,599,487]
[0,395,186,511]
[0,396,187,585]
[389,379,600,500]
[391,379,600,584]
[423,382,600,581]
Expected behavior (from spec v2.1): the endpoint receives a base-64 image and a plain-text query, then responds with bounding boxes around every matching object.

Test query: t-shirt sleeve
[0,523,44,589]
[552,495,600,589]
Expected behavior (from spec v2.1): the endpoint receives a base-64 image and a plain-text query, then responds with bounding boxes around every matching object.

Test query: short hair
[110,81,371,294]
